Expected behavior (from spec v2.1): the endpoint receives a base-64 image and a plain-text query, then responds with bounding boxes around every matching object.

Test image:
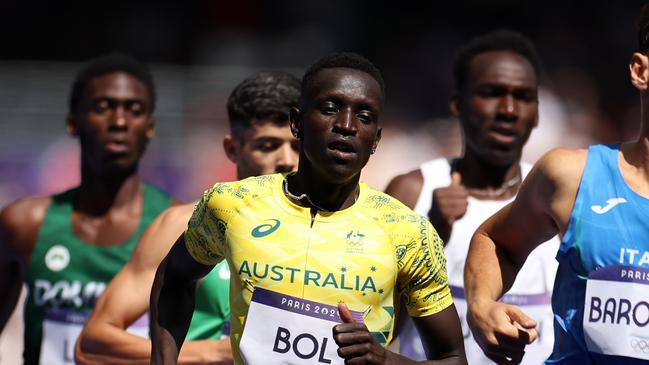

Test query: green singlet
[23,184,170,365]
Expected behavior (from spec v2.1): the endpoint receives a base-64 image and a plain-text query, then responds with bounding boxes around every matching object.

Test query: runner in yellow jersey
[150,52,467,365]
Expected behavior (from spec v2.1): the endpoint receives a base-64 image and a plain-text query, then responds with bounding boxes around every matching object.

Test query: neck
[76,162,142,216]
[453,150,522,199]
[285,165,360,212]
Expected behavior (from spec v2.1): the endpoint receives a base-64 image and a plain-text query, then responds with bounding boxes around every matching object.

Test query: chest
[567,196,649,274]
[226,210,397,302]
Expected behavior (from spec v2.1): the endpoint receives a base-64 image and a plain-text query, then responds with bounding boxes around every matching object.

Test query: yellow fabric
[185,173,452,363]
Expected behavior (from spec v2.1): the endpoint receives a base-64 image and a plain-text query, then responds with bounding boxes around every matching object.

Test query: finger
[507,308,537,329]
[450,171,462,186]
[337,342,374,359]
[338,302,356,324]
[507,308,538,344]
[332,323,368,336]
[333,330,373,346]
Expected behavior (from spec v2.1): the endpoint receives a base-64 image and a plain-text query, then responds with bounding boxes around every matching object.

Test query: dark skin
[385,50,539,243]
[0,71,173,333]
[150,67,466,364]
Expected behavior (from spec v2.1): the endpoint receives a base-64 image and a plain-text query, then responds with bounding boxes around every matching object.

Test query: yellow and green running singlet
[185,173,452,364]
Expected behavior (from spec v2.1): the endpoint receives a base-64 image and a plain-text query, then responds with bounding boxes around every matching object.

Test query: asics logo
[591,198,627,214]
[251,219,281,238]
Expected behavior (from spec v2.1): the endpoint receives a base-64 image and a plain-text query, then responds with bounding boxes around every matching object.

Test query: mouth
[487,126,518,145]
[105,140,130,154]
[327,140,357,160]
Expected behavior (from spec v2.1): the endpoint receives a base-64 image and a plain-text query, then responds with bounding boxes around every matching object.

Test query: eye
[127,101,145,117]
[513,90,537,102]
[357,111,374,124]
[320,102,339,115]
[92,99,111,113]
[253,139,282,152]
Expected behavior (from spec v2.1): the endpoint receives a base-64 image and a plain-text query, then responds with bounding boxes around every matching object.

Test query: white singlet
[398,158,559,365]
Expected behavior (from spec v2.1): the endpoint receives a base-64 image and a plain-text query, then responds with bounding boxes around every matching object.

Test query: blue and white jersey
[550,144,649,364]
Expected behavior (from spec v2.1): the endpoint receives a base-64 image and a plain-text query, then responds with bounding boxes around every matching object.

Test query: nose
[109,106,128,128]
[332,108,357,136]
[496,94,518,122]
[275,143,298,173]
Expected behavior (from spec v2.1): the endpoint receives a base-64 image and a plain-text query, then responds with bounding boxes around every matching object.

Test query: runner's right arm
[151,235,215,364]
[0,198,47,332]
[464,148,584,363]
[151,189,226,364]
[76,205,232,365]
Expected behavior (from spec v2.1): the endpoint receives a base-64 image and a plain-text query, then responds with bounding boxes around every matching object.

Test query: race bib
[239,288,364,365]
[584,265,649,360]
[40,309,149,365]
[450,286,553,365]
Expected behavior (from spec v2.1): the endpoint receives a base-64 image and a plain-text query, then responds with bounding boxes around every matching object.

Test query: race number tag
[583,265,649,360]
[40,309,149,365]
[239,288,364,365]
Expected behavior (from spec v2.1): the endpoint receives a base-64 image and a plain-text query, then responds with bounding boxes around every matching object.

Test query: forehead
[85,71,150,101]
[306,67,383,108]
[467,51,537,89]
[242,119,293,139]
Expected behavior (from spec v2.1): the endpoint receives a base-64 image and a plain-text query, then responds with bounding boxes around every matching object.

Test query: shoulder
[130,203,196,268]
[205,174,280,204]
[159,203,196,224]
[362,187,429,233]
[521,147,588,223]
[533,147,588,184]
[0,195,52,261]
[384,169,423,209]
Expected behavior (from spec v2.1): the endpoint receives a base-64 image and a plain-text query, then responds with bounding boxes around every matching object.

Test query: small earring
[370,147,376,155]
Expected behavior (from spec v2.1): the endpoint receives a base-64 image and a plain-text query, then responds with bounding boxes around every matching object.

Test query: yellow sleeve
[184,185,230,266]
[397,217,453,317]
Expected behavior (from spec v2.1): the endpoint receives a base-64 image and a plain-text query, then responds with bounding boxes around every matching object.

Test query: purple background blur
[0,0,645,203]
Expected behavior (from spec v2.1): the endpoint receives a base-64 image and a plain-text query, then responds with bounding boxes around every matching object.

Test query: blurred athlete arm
[384,170,424,209]
[385,170,468,244]
[464,148,584,364]
[76,205,232,365]
[0,198,47,332]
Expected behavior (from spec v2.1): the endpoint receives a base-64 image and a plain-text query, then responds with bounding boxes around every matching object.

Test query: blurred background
[1,0,647,362]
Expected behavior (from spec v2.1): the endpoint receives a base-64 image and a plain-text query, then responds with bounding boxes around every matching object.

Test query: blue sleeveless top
[547,144,649,364]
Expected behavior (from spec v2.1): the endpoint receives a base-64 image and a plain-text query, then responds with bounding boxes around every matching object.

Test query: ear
[223,133,238,163]
[371,128,382,154]
[146,117,156,141]
[449,92,461,119]
[66,114,79,137]
[289,107,301,139]
[630,52,649,91]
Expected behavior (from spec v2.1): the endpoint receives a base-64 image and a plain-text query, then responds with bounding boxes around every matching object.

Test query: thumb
[450,171,462,186]
[338,302,356,324]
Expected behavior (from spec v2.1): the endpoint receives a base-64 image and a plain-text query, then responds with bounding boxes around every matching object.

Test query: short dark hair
[301,52,385,98]
[453,30,542,91]
[227,71,301,137]
[69,53,156,114]
[637,4,649,52]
